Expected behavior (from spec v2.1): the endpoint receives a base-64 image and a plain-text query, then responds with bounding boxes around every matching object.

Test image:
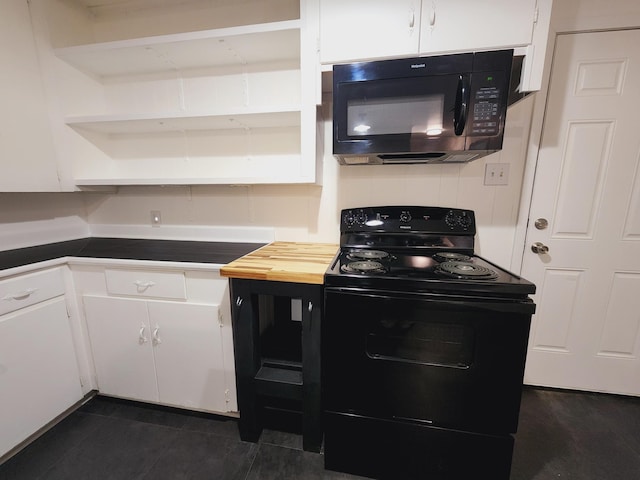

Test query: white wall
[4,0,544,267]
[0,94,533,266]
[84,95,535,269]
[0,193,88,250]
[552,0,640,32]
[4,0,638,270]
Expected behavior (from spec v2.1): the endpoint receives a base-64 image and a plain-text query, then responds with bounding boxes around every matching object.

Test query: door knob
[531,242,549,254]
[534,218,548,230]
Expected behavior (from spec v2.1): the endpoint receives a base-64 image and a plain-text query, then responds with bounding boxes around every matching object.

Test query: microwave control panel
[468,73,507,136]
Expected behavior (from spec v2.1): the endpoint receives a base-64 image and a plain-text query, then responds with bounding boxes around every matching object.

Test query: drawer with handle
[104,269,186,300]
[0,268,66,316]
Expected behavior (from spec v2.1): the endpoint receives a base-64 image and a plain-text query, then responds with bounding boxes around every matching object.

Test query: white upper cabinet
[0,1,60,192]
[320,0,421,64]
[320,0,550,91]
[31,0,320,186]
[420,0,536,54]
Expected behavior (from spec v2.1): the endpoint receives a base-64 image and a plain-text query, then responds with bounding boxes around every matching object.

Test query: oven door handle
[432,298,536,314]
[366,350,471,370]
[327,289,536,315]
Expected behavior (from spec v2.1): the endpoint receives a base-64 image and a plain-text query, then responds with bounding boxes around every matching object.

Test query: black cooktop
[325,206,536,297]
[326,249,535,296]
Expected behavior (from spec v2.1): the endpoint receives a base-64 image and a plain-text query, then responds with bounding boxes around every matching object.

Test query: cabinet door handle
[152,326,162,346]
[409,10,415,28]
[139,326,148,344]
[3,288,37,301]
[134,280,155,291]
[429,6,436,26]
[308,301,313,313]
[236,296,243,307]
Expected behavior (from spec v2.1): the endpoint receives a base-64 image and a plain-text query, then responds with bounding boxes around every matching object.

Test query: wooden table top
[220,241,339,285]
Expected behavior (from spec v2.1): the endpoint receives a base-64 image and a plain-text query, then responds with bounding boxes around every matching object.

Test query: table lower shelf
[255,360,303,401]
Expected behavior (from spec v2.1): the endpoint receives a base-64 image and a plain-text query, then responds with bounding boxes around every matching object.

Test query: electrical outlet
[484,163,510,186]
[151,210,162,227]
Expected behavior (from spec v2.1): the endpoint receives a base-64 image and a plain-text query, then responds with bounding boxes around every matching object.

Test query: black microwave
[332,50,513,165]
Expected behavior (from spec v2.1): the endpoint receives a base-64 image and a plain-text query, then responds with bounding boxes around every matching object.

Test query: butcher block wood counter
[220,241,338,285]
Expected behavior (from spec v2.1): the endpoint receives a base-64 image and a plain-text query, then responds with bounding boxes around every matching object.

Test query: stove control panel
[340,206,475,233]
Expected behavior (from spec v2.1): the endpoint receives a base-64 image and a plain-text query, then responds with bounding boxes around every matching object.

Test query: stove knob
[458,212,472,229]
[343,211,355,226]
[400,211,412,222]
[445,210,457,228]
[355,210,368,225]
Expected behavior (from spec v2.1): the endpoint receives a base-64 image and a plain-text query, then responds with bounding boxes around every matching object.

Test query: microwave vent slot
[379,153,445,164]
[337,152,486,165]
[378,153,480,164]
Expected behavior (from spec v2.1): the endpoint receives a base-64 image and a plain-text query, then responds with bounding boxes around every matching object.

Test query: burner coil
[435,261,498,279]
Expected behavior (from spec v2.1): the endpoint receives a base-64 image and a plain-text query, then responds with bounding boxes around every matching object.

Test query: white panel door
[523,29,640,395]
[148,302,228,412]
[83,296,159,402]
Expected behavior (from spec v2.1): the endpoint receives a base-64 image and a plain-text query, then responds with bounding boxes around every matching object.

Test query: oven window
[347,95,445,136]
[366,319,474,368]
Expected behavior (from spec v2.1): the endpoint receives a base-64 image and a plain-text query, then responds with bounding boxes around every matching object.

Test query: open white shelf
[65,107,302,134]
[74,175,310,186]
[55,20,302,78]
[38,0,319,187]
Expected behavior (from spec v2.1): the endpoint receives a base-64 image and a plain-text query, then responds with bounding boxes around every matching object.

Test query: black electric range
[322,206,536,480]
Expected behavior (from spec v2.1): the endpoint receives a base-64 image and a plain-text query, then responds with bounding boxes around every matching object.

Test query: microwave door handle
[454,74,470,135]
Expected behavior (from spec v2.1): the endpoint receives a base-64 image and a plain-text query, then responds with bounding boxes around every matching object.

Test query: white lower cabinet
[0,296,83,457]
[149,302,226,411]
[84,296,227,412]
[80,266,235,414]
[83,296,158,403]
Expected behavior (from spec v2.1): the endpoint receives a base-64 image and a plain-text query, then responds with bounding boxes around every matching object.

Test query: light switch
[484,163,510,186]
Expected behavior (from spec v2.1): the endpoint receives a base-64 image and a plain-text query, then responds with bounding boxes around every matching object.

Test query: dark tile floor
[1,386,639,479]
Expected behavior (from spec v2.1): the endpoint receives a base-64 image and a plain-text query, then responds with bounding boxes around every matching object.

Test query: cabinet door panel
[420,0,535,54]
[0,298,82,457]
[148,302,227,412]
[83,296,158,402]
[320,0,420,63]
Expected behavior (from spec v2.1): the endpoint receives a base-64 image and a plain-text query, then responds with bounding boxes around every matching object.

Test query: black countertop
[0,238,266,272]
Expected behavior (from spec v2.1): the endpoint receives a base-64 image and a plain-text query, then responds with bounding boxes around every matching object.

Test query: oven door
[323,288,533,434]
